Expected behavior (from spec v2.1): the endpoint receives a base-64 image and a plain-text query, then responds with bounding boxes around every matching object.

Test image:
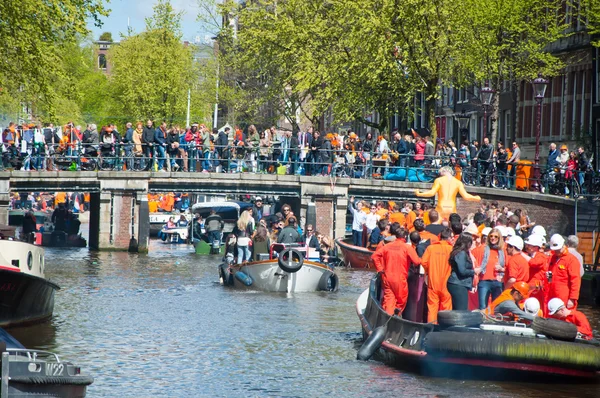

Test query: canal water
[7,240,600,397]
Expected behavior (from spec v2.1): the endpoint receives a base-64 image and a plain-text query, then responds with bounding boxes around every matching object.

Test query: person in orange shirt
[413,218,439,244]
[548,298,593,339]
[375,201,388,219]
[405,203,417,231]
[422,228,453,323]
[504,235,529,289]
[388,203,406,228]
[372,223,421,315]
[546,234,581,313]
[524,234,548,306]
[54,192,67,207]
[487,281,532,320]
[472,228,506,309]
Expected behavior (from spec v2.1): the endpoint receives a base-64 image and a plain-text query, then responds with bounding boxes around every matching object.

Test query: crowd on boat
[200,198,338,267]
[348,196,592,339]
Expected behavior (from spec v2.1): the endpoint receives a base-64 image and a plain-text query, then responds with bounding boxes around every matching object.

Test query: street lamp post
[531,73,549,192]
[454,110,471,143]
[480,83,495,142]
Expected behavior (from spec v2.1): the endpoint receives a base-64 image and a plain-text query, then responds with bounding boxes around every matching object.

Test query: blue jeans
[156,145,166,170]
[188,148,198,171]
[352,230,363,247]
[208,230,222,245]
[237,245,251,263]
[478,279,504,310]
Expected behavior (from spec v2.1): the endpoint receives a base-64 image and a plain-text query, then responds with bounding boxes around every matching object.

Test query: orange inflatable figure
[414,166,481,220]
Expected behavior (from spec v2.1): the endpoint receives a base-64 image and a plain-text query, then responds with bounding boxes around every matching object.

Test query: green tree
[454,0,568,146]
[99,31,114,42]
[581,0,600,46]
[109,0,199,124]
[0,0,108,112]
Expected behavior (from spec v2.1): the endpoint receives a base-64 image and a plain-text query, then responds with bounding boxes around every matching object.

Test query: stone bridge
[0,171,575,252]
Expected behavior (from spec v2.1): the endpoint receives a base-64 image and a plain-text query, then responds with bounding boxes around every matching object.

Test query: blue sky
[89,0,216,43]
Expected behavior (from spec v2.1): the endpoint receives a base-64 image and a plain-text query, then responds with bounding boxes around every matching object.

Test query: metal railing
[2,141,598,196]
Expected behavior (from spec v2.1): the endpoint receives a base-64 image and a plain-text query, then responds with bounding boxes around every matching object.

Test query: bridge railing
[1,141,597,197]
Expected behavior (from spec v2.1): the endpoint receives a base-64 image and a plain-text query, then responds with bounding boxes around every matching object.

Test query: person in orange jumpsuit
[421,228,453,323]
[546,234,581,315]
[415,166,481,220]
[524,234,548,309]
[372,223,421,315]
[548,298,593,339]
[504,236,529,289]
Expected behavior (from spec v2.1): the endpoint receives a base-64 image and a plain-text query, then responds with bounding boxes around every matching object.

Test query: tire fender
[278,248,304,273]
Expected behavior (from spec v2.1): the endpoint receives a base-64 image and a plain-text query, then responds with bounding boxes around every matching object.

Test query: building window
[504,110,511,144]
[98,54,107,70]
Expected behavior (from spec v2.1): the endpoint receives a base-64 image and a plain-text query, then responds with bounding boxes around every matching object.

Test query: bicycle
[540,168,581,197]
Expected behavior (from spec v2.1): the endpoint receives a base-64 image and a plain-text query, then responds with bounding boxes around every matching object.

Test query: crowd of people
[206,199,337,267]
[2,121,595,194]
[352,198,592,338]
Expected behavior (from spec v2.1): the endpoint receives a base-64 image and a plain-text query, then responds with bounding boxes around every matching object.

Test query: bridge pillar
[0,176,9,225]
[300,178,349,240]
[92,174,149,251]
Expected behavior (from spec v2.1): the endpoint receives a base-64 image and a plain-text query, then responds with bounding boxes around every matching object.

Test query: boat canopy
[191,201,253,220]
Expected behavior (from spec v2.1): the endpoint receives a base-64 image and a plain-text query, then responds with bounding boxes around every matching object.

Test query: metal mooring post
[1,351,9,398]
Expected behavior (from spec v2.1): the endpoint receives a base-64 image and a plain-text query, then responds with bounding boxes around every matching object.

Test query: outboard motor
[210,239,221,254]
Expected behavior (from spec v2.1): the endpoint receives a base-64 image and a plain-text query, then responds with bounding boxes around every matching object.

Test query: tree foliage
[0,0,108,111]
[109,0,202,125]
[454,0,567,145]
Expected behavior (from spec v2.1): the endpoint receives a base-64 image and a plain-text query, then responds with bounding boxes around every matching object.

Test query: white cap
[524,234,544,248]
[464,223,479,236]
[548,298,565,315]
[506,227,516,237]
[497,226,508,237]
[506,235,524,251]
[531,225,547,237]
[523,297,541,315]
[482,227,492,236]
[255,196,263,201]
[549,234,565,251]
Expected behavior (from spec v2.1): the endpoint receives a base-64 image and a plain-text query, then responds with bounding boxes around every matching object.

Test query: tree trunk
[489,85,500,148]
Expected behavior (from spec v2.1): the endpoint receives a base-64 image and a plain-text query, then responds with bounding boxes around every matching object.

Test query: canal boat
[335,238,374,269]
[157,225,189,244]
[218,244,339,293]
[356,274,600,379]
[0,226,60,328]
[1,327,94,397]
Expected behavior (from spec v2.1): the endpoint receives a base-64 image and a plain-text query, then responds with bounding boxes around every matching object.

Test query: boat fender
[234,271,253,286]
[328,274,339,292]
[219,264,234,286]
[357,308,399,361]
[357,325,387,361]
[277,248,304,273]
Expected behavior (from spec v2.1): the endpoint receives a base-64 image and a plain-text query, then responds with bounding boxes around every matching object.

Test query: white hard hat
[547,298,565,315]
[497,226,508,237]
[523,297,541,315]
[524,234,544,248]
[531,225,547,237]
[255,196,263,202]
[506,227,516,237]
[482,227,492,236]
[464,223,479,236]
[506,235,524,251]
[549,234,565,251]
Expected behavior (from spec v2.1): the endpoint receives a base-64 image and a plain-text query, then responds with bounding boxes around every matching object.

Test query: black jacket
[142,125,155,144]
[477,144,493,162]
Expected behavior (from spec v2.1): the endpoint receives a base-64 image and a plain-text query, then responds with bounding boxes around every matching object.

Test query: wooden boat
[219,244,338,293]
[0,227,60,328]
[335,238,374,269]
[356,274,600,379]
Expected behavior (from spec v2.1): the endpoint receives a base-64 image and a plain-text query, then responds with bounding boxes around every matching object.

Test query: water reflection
[6,241,600,397]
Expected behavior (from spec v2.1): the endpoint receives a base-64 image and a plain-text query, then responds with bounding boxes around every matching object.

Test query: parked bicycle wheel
[461,166,475,186]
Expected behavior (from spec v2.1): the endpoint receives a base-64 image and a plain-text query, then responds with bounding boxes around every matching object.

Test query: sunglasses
[283,209,290,212]
[307,229,313,232]
[489,235,500,238]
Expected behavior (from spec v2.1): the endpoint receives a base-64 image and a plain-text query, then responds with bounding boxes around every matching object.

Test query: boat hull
[335,238,374,269]
[220,260,337,293]
[0,270,59,328]
[356,276,600,380]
